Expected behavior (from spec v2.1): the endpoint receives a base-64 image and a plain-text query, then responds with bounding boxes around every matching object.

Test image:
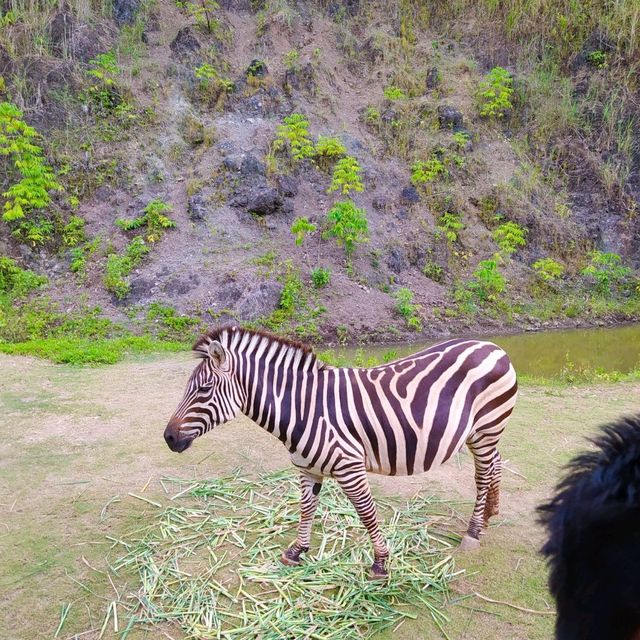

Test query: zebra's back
[324,339,517,476]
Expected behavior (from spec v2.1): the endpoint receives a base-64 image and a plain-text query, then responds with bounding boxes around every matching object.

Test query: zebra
[164,326,518,578]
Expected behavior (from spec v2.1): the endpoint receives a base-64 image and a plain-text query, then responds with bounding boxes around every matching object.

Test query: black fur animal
[538,415,640,640]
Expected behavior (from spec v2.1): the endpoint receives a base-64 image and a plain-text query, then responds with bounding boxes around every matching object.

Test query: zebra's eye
[197,384,212,393]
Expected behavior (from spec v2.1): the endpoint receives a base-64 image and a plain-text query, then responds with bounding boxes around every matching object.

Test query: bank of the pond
[2,323,639,379]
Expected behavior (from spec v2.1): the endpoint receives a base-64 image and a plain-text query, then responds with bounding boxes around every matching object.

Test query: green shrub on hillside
[493,221,527,256]
[532,257,564,283]
[273,113,315,162]
[104,237,150,299]
[394,288,423,331]
[436,211,464,243]
[324,200,368,257]
[0,257,46,297]
[117,199,176,243]
[468,258,505,302]
[314,136,346,171]
[311,267,330,288]
[195,64,234,108]
[0,102,62,238]
[383,85,407,100]
[411,157,448,186]
[478,66,514,119]
[290,216,317,246]
[581,251,631,295]
[328,156,364,195]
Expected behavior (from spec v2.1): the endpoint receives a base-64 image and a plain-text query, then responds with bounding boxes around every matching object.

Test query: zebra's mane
[193,325,322,369]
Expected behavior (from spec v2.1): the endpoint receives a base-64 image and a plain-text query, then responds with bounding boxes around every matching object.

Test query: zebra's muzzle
[164,421,196,453]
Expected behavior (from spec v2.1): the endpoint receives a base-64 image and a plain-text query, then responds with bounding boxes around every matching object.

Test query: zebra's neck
[223,329,321,446]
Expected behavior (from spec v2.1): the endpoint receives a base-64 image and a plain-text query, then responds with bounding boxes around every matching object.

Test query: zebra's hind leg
[483,451,502,524]
[281,472,323,566]
[462,432,503,549]
[333,464,390,579]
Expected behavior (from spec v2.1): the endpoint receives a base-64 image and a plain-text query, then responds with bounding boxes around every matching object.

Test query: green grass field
[1,351,638,639]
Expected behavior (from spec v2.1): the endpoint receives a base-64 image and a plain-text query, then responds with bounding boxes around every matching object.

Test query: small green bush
[314,136,346,171]
[452,131,470,149]
[104,237,150,299]
[493,221,527,256]
[273,113,315,162]
[117,199,176,243]
[383,85,407,100]
[328,156,364,195]
[532,257,564,282]
[324,200,369,257]
[0,256,47,297]
[0,102,62,229]
[195,64,234,107]
[581,251,631,295]
[478,66,514,119]
[290,216,317,246]
[436,212,464,243]
[146,303,201,341]
[311,267,330,288]
[61,215,86,247]
[423,261,445,283]
[468,258,505,301]
[411,157,448,185]
[394,287,422,331]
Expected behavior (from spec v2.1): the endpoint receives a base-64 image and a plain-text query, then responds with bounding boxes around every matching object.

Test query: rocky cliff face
[1,0,638,343]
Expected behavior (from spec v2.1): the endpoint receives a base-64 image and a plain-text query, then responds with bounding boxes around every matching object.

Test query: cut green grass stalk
[90,470,464,639]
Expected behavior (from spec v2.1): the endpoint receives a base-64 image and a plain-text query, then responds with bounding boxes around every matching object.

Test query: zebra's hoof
[368,561,388,580]
[281,548,302,566]
[459,535,481,552]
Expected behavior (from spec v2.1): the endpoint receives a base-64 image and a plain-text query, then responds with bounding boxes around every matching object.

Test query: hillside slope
[1,0,639,347]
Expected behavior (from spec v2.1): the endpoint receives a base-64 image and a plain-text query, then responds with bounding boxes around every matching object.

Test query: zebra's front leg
[281,472,323,566]
[334,465,389,580]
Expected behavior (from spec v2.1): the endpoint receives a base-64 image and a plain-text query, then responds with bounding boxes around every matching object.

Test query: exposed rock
[234,280,283,321]
[128,277,156,303]
[112,0,140,26]
[283,62,315,96]
[165,272,200,296]
[170,27,201,61]
[241,154,266,176]
[407,243,427,267]
[230,177,283,216]
[187,194,209,221]
[386,246,407,273]
[246,59,268,77]
[437,105,464,131]
[372,196,390,210]
[426,67,440,90]
[400,185,420,206]
[276,175,298,198]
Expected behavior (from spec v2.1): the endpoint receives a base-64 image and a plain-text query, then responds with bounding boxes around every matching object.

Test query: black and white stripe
[165,326,518,576]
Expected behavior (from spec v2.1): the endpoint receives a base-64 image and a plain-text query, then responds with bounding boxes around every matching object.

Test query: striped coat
[165,326,517,577]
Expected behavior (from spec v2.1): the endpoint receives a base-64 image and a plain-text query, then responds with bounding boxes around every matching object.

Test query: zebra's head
[164,336,241,453]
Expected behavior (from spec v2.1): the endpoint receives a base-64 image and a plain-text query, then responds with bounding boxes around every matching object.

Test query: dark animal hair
[192,325,318,362]
[538,415,640,640]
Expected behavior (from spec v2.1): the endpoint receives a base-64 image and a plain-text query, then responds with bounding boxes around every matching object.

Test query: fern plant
[117,199,176,243]
[436,212,464,243]
[411,157,448,186]
[0,102,62,228]
[328,156,364,195]
[324,200,368,257]
[314,136,346,171]
[478,66,514,119]
[273,113,314,162]
[290,216,317,246]
[493,221,526,256]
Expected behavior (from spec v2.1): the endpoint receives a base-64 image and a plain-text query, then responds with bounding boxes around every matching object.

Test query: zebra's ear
[208,340,226,367]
